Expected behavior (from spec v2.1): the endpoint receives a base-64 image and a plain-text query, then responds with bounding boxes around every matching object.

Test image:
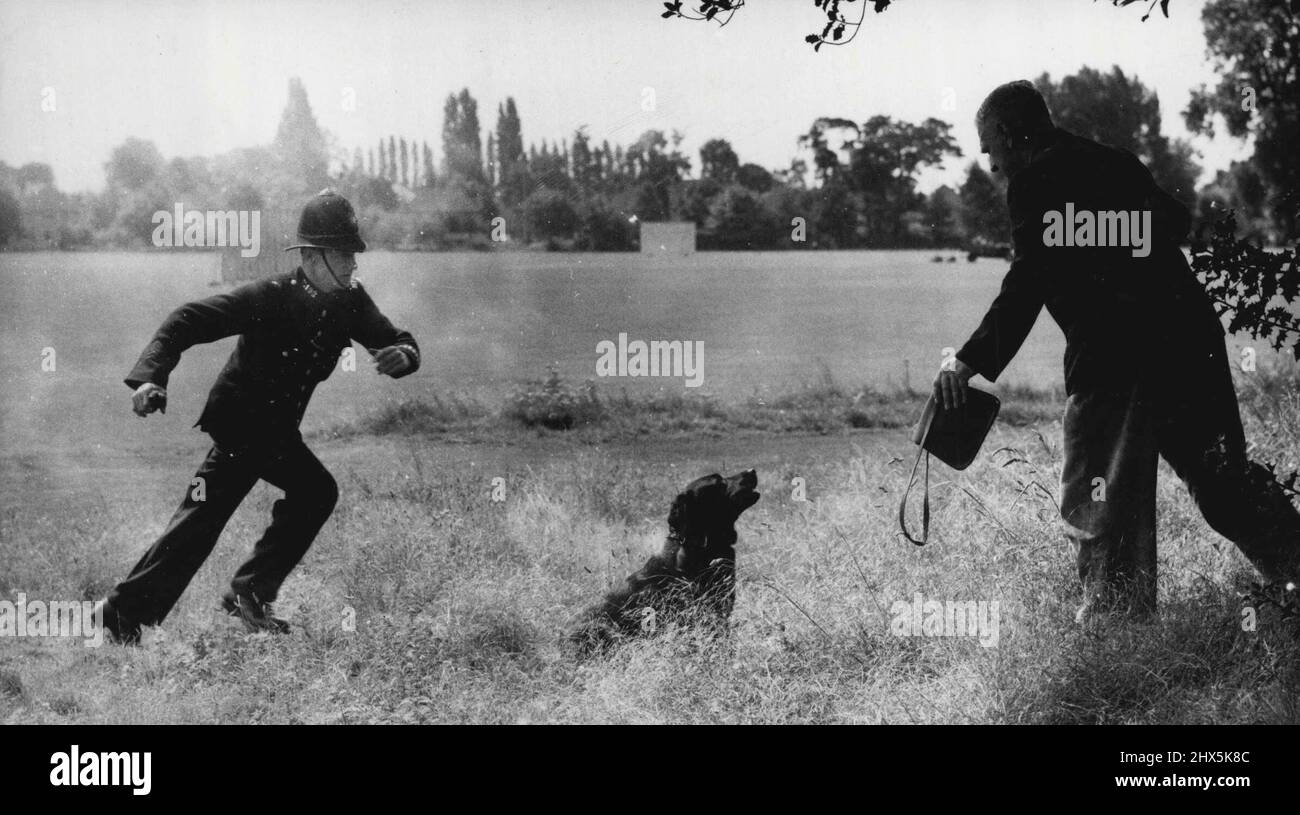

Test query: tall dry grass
[2,367,1300,724]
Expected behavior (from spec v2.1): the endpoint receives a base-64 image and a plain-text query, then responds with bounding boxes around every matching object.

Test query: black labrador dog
[568,469,760,653]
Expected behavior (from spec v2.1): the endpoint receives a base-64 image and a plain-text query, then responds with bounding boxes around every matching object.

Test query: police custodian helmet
[283,189,367,253]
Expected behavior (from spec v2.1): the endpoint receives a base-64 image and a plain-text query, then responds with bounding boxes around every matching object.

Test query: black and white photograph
[0,0,1296,790]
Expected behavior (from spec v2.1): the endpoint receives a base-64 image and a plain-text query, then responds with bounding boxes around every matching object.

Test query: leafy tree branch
[660,0,1174,50]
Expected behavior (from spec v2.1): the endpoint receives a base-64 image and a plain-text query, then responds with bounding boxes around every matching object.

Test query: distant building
[640,221,695,255]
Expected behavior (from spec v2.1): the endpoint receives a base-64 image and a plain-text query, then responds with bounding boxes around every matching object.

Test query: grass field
[3,365,1300,724]
[3,251,1300,724]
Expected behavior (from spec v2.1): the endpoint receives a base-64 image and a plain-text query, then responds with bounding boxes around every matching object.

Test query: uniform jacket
[125,268,419,439]
[956,127,1224,395]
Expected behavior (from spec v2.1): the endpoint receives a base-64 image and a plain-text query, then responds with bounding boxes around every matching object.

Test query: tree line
[0,24,1290,253]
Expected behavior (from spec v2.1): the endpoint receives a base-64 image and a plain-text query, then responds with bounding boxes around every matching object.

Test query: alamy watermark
[1042,203,1152,258]
[50,745,151,795]
[596,332,704,388]
[151,204,261,257]
[0,593,103,647]
[889,593,1000,647]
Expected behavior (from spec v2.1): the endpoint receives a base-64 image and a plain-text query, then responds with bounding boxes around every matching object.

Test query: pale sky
[0,0,1249,194]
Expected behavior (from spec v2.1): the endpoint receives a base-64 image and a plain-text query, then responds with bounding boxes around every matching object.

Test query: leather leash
[898,412,933,546]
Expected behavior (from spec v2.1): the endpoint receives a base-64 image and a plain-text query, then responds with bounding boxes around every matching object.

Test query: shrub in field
[505,370,606,430]
[354,395,485,436]
[0,670,25,702]
[1193,212,1300,357]
[1191,210,1300,491]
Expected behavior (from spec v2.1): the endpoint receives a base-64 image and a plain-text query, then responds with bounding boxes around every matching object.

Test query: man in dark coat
[935,81,1300,622]
[97,190,419,643]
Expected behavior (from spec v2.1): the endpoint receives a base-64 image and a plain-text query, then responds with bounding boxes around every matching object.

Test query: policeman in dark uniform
[97,190,419,643]
[935,81,1300,623]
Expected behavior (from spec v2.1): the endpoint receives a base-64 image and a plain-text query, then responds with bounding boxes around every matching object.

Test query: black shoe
[221,591,290,634]
[93,600,141,646]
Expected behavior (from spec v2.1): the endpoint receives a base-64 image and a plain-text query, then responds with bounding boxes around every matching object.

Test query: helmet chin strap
[317,249,349,291]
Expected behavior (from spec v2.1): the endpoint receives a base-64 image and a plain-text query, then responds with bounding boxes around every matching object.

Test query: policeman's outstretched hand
[132,383,167,416]
[933,357,974,411]
[372,345,414,377]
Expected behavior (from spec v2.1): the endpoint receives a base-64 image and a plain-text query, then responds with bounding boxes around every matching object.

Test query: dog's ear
[671,474,727,538]
[668,490,694,535]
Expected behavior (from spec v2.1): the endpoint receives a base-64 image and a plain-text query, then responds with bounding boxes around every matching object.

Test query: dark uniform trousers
[956,127,1300,613]
[107,432,338,626]
[107,268,418,626]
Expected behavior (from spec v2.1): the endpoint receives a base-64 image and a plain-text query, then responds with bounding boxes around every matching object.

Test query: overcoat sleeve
[124,282,268,390]
[955,170,1052,383]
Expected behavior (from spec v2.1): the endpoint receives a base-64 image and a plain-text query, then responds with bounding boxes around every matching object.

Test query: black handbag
[898,386,1001,546]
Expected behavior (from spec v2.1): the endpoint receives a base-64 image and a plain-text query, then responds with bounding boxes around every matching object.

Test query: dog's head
[667,469,759,569]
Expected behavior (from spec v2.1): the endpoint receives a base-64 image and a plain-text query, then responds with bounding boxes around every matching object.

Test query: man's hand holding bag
[899,360,1001,545]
